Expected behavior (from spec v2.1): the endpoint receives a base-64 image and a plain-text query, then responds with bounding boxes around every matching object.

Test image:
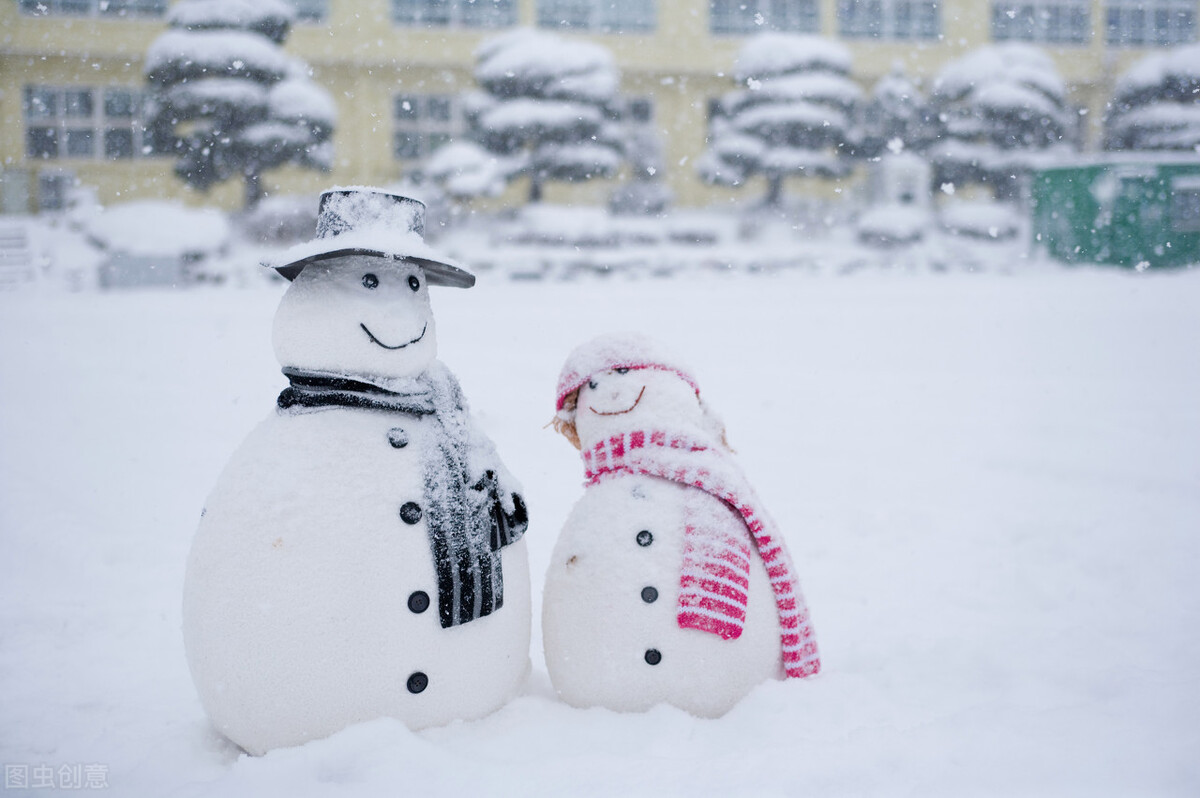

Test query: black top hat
[265,188,475,288]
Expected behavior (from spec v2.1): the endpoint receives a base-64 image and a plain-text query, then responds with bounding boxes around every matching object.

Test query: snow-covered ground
[2,253,1199,794]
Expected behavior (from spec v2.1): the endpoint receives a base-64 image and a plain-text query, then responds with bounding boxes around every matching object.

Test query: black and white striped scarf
[278,362,527,629]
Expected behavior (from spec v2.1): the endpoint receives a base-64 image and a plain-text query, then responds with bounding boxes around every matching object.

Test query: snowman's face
[272,255,437,380]
[573,367,703,447]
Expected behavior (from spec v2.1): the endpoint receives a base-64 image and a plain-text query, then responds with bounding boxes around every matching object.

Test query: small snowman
[542,333,819,717]
[183,189,530,755]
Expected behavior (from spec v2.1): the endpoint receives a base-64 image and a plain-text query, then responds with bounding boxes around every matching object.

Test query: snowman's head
[553,333,728,451]
[272,254,438,381]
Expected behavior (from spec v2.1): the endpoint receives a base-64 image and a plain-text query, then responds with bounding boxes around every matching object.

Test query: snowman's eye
[615,368,630,374]
[362,273,379,290]
[587,379,598,390]
[408,275,420,292]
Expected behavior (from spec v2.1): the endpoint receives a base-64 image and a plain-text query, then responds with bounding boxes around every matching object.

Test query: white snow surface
[1114,41,1200,98]
[268,77,337,126]
[932,43,1066,104]
[1,223,1199,794]
[734,33,852,82]
[80,201,231,257]
[167,0,295,29]
[475,28,618,102]
[145,29,292,80]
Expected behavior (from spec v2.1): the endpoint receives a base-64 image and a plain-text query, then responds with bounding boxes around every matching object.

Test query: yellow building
[1,0,1195,212]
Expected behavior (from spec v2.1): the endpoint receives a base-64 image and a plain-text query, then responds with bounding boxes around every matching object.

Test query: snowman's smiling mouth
[360,322,427,350]
[588,386,646,416]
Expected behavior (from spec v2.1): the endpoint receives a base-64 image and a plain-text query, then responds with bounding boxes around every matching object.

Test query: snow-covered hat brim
[262,187,476,288]
[265,232,475,287]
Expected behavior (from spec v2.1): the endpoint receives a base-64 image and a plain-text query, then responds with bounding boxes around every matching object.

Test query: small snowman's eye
[408,275,420,292]
[615,368,630,374]
[587,379,598,390]
[362,273,379,290]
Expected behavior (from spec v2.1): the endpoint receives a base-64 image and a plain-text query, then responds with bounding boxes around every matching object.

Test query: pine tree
[434,28,623,203]
[928,43,1074,201]
[859,66,936,159]
[697,33,861,207]
[1104,43,1200,152]
[144,0,336,209]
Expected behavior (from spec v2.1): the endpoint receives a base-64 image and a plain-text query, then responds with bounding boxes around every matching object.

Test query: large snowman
[542,333,819,717]
[183,189,530,755]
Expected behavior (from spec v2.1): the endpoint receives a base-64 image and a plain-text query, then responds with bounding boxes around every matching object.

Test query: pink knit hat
[555,332,700,415]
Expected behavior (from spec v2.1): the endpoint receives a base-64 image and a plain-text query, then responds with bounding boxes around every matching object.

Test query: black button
[407,591,430,614]
[644,649,662,666]
[387,428,409,448]
[399,502,422,524]
[641,586,658,603]
[406,671,428,693]
[636,530,653,547]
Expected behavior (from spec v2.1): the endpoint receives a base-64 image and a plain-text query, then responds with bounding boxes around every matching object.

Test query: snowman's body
[183,246,529,755]
[542,352,808,717]
[543,473,782,717]
[186,403,530,755]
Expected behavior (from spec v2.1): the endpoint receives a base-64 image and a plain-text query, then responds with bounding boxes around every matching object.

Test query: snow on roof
[145,29,292,82]
[167,0,295,31]
[83,201,231,257]
[734,33,852,82]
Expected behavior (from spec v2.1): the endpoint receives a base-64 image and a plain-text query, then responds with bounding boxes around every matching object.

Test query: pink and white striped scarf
[583,429,821,679]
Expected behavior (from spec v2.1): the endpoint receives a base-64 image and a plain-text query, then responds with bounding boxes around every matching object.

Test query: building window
[18,0,167,17]
[23,86,160,162]
[710,0,820,34]
[391,0,517,28]
[393,94,463,161]
[1106,0,1195,45]
[537,0,656,31]
[992,0,1090,43]
[286,0,328,23]
[838,0,941,38]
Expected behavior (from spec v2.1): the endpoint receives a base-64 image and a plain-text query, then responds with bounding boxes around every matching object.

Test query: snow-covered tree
[697,34,861,207]
[1104,43,1200,152]
[144,0,336,209]
[431,28,623,203]
[859,66,936,159]
[928,44,1075,201]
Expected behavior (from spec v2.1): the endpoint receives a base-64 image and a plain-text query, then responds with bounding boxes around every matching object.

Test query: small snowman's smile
[588,385,646,416]
[360,322,427,350]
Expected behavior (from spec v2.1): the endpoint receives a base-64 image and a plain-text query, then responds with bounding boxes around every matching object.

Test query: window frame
[838,0,942,39]
[391,0,517,29]
[536,0,657,32]
[709,0,820,35]
[23,85,161,163]
[392,93,465,162]
[18,0,167,18]
[1105,0,1195,46]
[991,0,1092,43]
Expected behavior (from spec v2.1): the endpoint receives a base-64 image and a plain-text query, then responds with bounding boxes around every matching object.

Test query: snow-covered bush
[698,33,861,207]
[928,44,1075,201]
[609,128,673,216]
[859,66,936,159]
[433,28,624,203]
[144,0,336,209]
[1104,43,1200,152]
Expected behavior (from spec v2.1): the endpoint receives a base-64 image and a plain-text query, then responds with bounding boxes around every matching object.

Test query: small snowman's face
[573,367,703,447]
[272,255,437,380]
